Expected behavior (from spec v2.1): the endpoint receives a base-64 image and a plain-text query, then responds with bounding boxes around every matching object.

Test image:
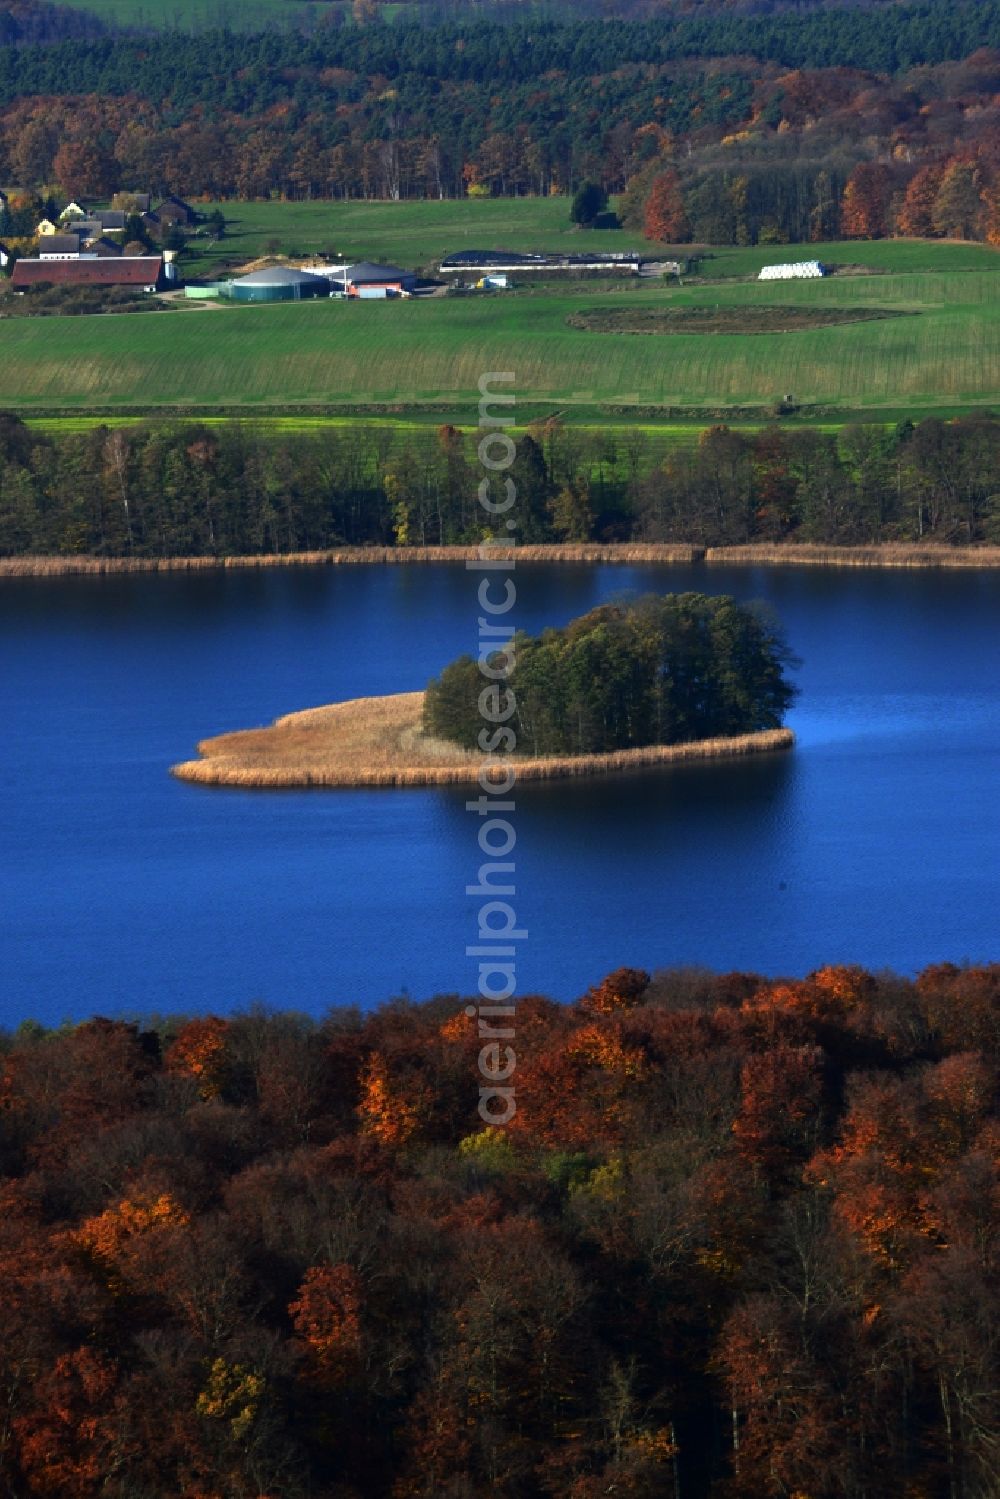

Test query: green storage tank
[230,266,331,303]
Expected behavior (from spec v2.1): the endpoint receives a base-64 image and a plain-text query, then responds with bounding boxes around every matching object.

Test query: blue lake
[2,561,998,1026]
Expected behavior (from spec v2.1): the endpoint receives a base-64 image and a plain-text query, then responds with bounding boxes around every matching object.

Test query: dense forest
[2,8,1000,242]
[423,596,796,755]
[0,961,997,1496]
[1,412,998,556]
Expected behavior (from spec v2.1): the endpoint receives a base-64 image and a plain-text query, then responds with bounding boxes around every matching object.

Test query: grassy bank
[5,542,1000,579]
[170,690,794,790]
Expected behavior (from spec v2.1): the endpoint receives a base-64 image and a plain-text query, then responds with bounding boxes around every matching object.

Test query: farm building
[229,266,331,302]
[38,234,87,260]
[439,249,647,276]
[758,261,827,281]
[38,228,123,260]
[0,243,10,269]
[329,262,418,296]
[11,256,170,293]
[156,195,195,227]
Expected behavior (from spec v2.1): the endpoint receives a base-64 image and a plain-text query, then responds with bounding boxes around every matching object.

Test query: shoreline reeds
[4,541,1000,578]
[170,690,794,790]
[703,542,1000,568]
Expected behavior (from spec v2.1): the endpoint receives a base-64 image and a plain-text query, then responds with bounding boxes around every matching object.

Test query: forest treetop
[2,2,1000,236]
[422,593,798,757]
[0,960,996,1496]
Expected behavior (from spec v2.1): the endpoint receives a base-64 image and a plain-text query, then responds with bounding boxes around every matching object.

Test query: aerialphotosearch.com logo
[466,371,522,1127]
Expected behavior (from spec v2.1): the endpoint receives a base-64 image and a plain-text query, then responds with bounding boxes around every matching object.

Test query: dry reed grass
[0,544,702,578]
[705,543,1000,568]
[170,690,794,789]
[5,541,1000,578]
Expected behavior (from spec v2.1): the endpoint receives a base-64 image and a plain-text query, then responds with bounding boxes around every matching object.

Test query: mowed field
[3,237,998,422]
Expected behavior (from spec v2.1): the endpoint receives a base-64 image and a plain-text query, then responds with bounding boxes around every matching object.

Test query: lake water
[2,562,998,1027]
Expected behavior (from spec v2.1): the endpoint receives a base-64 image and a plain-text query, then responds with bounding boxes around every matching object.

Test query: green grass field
[3,235,997,424]
[180,197,1000,279]
[689,240,1000,278]
[184,198,658,278]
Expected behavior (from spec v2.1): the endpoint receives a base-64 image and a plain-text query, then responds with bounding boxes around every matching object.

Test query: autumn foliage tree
[643,168,690,243]
[841,162,891,239]
[896,163,946,237]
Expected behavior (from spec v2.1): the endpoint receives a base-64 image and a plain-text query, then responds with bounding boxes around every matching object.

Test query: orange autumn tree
[165,1016,229,1099]
[841,162,890,239]
[985,184,1000,247]
[69,1191,190,1297]
[580,967,650,1016]
[896,163,945,237]
[643,169,690,242]
[357,1051,425,1146]
[14,1349,121,1499]
[732,1044,823,1176]
[931,159,984,239]
[289,1264,363,1389]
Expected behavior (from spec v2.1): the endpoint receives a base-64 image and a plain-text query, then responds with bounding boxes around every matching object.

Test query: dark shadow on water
[438,744,797,854]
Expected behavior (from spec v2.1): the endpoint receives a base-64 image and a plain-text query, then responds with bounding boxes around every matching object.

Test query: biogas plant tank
[229,266,332,302]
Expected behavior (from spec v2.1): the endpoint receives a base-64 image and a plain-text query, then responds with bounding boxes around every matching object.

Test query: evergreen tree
[570,181,607,227]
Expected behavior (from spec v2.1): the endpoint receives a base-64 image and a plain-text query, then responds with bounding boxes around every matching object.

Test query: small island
[171,595,797,789]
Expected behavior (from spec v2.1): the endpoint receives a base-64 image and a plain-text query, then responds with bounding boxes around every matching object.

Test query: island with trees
[171,594,796,789]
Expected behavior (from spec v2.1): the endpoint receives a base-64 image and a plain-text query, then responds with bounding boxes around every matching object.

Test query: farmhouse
[156,195,195,228]
[38,234,87,260]
[88,237,126,258]
[11,255,170,293]
[38,227,124,259]
[758,260,827,281]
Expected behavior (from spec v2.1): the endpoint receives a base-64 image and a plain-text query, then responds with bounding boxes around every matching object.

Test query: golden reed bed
[704,543,1000,568]
[170,691,795,790]
[4,541,1000,578]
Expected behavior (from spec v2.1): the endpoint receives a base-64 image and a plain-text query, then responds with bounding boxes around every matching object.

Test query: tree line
[0,959,996,1495]
[637,153,1000,249]
[1,413,998,558]
[0,9,999,223]
[423,596,797,757]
